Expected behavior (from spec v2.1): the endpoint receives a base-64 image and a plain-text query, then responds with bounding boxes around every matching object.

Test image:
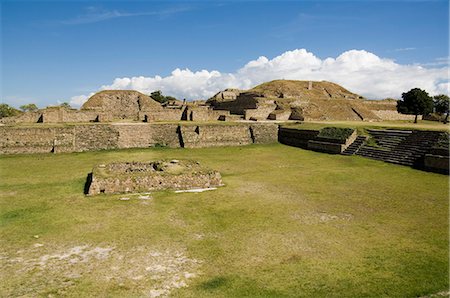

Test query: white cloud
[69,94,93,107]
[69,48,449,107]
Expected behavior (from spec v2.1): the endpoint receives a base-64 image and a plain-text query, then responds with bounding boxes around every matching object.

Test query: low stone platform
[87,160,222,195]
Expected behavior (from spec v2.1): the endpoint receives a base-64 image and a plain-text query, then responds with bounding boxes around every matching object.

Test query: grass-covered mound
[0,144,448,297]
[317,127,355,141]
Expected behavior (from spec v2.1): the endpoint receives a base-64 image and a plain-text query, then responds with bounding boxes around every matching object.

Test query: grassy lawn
[282,120,450,133]
[0,144,448,297]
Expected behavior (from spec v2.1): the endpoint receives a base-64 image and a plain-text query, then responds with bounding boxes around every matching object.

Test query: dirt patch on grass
[1,244,201,297]
[292,211,353,224]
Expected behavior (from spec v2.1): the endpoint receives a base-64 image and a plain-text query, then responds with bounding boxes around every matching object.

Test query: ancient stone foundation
[0,123,278,154]
[87,160,222,195]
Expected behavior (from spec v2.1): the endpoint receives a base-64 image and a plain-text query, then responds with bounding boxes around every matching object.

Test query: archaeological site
[87,160,223,195]
[1,80,448,174]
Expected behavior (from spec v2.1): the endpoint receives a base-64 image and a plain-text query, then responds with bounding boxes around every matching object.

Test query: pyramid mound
[248,80,363,100]
[207,80,395,121]
[82,90,162,120]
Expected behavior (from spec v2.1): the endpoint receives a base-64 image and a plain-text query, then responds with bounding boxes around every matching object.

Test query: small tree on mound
[59,102,72,109]
[0,104,22,118]
[150,90,178,104]
[397,88,433,123]
[19,103,38,112]
[433,94,449,124]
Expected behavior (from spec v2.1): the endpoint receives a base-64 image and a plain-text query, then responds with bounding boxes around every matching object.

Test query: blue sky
[1,0,449,107]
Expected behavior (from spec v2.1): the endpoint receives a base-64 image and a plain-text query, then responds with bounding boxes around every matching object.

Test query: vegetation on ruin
[435,132,449,149]
[0,144,448,297]
[0,104,22,118]
[59,102,72,109]
[317,127,355,141]
[150,90,178,104]
[19,103,38,112]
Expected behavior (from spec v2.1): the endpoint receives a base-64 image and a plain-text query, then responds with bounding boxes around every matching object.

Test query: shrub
[435,133,449,149]
[317,127,355,141]
[0,104,22,118]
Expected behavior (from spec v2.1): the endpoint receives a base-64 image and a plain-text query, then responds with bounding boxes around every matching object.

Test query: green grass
[282,120,450,133]
[317,127,355,141]
[0,144,448,297]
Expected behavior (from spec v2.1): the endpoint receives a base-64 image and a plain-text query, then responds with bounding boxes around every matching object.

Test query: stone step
[341,136,368,156]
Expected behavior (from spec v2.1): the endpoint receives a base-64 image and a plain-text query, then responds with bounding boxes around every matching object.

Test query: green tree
[150,90,178,104]
[0,104,22,118]
[59,102,72,109]
[397,88,433,123]
[19,103,38,112]
[433,94,449,123]
[150,90,167,103]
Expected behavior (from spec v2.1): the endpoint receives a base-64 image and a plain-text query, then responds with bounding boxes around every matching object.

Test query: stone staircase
[388,130,443,166]
[356,129,442,166]
[342,136,368,155]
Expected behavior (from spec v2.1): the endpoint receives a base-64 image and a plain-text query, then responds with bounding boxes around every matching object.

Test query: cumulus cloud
[69,48,449,107]
[69,94,94,107]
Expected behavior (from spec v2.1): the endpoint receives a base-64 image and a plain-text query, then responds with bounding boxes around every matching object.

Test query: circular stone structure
[87,160,222,196]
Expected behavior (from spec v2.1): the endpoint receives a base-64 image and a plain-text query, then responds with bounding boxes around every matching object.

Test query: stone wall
[372,110,420,121]
[361,100,420,121]
[278,127,320,148]
[180,124,252,148]
[74,125,119,152]
[424,154,449,174]
[141,109,184,122]
[0,109,100,124]
[0,126,75,154]
[244,104,276,120]
[0,123,278,154]
[249,124,278,144]
[188,107,230,121]
[307,140,345,154]
[113,124,180,148]
[64,110,99,123]
[0,112,41,124]
[87,160,222,195]
[268,109,291,121]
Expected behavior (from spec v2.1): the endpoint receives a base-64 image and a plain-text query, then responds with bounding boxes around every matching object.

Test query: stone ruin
[86,160,222,195]
[207,80,416,122]
[0,90,232,124]
[0,80,416,125]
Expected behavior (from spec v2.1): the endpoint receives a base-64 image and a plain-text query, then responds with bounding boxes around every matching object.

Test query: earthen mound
[249,80,363,100]
[206,80,408,121]
[81,90,163,120]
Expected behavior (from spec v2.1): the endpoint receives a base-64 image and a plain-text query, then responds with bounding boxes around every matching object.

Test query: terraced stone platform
[355,129,444,167]
[87,160,222,195]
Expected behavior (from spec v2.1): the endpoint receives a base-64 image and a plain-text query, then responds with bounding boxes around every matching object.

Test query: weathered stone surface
[307,140,345,154]
[424,154,449,174]
[208,80,412,121]
[82,90,163,121]
[180,124,252,148]
[87,160,222,195]
[268,109,291,121]
[0,123,278,154]
[278,128,319,148]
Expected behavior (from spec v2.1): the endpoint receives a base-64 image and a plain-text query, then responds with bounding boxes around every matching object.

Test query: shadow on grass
[83,172,93,195]
[200,276,229,290]
[199,275,287,297]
